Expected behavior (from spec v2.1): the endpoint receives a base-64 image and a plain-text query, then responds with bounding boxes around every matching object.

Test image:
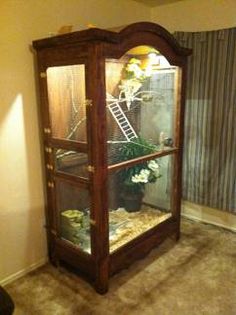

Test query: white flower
[131,169,150,183]
[131,175,140,183]
[148,160,159,172]
[120,79,142,110]
[140,169,150,176]
[126,63,143,79]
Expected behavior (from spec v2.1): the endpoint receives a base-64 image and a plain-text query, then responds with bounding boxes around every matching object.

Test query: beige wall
[151,0,236,32]
[0,0,150,284]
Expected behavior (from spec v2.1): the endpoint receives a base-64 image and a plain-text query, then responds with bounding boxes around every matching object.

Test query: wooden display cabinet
[32,22,191,293]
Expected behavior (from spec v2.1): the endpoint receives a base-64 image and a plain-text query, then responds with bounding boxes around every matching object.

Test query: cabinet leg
[55,258,60,269]
[176,230,181,241]
[94,260,109,294]
[49,249,60,268]
[94,270,109,294]
[94,281,109,295]
[175,221,181,241]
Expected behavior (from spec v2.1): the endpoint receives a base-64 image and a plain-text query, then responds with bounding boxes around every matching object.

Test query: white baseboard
[182,201,236,233]
[0,257,48,287]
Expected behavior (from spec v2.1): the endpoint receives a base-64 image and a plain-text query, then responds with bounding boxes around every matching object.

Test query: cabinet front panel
[104,45,181,252]
[46,64,87,142]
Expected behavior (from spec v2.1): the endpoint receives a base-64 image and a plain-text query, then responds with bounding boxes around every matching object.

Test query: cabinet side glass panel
[108,155,173,253]
[55,180,91,254]
[54,149,88,179]
[46,65,87,141]
[105,46,178,165]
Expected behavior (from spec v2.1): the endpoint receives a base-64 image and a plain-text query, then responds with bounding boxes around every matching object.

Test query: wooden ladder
[107,101,138,141]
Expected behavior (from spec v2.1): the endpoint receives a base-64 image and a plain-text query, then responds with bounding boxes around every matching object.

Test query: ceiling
[132,0,184,7]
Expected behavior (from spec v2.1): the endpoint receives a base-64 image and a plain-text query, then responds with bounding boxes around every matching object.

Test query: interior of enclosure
[46,45,179,253]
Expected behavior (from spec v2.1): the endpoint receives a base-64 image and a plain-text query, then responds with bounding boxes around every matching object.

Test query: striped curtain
[175,28,236,213]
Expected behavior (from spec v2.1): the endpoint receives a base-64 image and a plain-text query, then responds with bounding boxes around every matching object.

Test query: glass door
[46,64,92,254]
[47,64,87,142]
[105,46,181,252]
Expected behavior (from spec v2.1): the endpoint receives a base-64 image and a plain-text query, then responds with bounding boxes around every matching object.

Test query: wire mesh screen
[141,71,176,144]
[46,65,87,141]
[105,49,177,166]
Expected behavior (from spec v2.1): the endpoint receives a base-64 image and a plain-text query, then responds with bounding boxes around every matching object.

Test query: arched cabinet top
[32,21,191,58]
[118,22,191,57]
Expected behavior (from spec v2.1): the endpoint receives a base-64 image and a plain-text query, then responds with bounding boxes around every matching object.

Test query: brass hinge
[46,164,53,170]
[87,165,95,173]
[47,181,54,188]
[89,219,96,226]
[40,72,47,78]
[85,99,92,107]
[44,127,51,134]
[45,146,52,153]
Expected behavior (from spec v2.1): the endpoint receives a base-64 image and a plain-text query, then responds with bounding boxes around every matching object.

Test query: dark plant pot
[122,192,144,212]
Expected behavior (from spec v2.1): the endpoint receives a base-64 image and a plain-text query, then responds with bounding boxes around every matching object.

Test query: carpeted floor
[6,219,236,315]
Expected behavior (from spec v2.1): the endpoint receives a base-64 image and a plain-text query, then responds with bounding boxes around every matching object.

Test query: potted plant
[118,137,161,212]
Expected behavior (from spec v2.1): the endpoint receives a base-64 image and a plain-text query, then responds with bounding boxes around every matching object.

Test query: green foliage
[118,137,161,194]
[119,137,157,161]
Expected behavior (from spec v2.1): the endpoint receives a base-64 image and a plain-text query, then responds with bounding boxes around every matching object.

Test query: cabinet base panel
[48,218,179,294]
